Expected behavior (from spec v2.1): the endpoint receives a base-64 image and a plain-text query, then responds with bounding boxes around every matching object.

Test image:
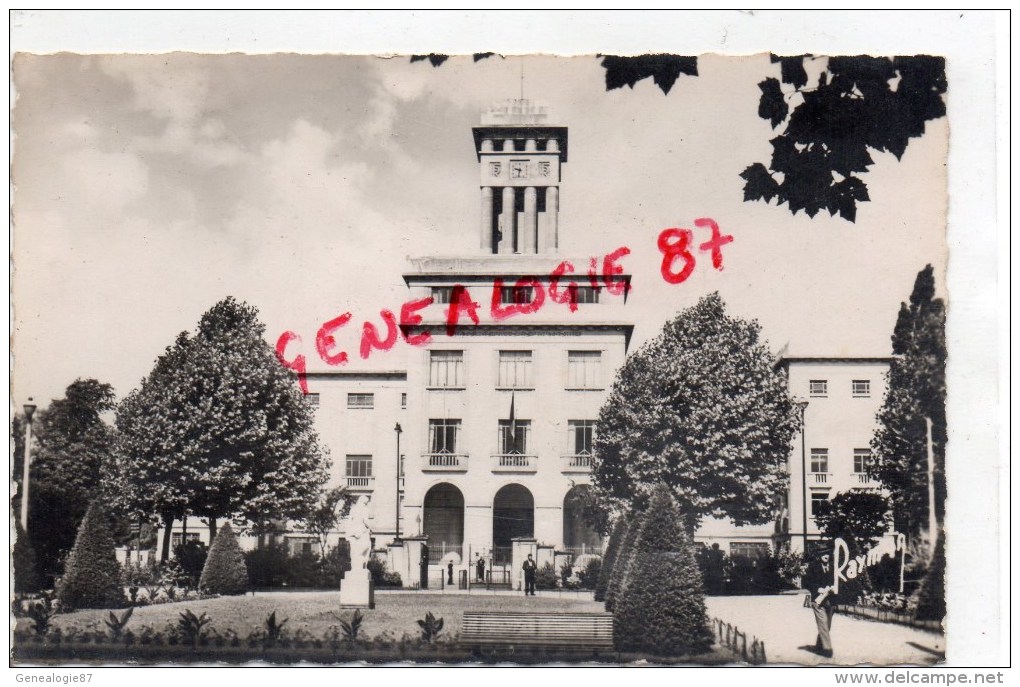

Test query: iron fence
[712,617,767,665]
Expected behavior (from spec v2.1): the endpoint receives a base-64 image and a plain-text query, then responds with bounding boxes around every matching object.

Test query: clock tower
[472,99,568,254]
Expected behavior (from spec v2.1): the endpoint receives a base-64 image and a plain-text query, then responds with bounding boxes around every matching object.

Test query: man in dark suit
[522,554,537,596]
[803,549,837,658]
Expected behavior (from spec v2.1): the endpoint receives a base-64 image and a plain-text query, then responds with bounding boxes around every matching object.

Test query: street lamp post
[20,398,37,532]
[795,400,809,553]
[394,423,403,541]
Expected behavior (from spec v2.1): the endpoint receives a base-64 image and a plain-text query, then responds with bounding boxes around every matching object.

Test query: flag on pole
[508,392,518,453]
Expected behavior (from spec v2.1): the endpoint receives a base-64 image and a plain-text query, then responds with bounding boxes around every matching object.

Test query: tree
[13,520,41,594]
[741,55,947,221]
[12,379,118,584]
[199,522,249,595]
[813,490,892,555]
[592,293,799,532]
[604,511,642,613]
[114,297,331,559]
[871,265,947,543]
[56,502,127,610]
[613,484,713,656]
[299,486,354,558]
[594,517,629,602]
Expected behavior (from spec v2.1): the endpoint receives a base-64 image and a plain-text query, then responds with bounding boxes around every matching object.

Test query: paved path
[706,595,945,666]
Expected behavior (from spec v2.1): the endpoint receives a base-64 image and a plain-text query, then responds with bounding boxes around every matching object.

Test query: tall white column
[501,186,516,254]
[480,187,494,251]
[545,186,559,251]
[522,186,538,254]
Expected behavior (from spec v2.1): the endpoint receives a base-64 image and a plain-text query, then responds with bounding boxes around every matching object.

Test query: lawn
[47,590,607,641]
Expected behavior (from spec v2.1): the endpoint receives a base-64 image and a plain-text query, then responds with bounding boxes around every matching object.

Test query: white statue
[347,495,372,569]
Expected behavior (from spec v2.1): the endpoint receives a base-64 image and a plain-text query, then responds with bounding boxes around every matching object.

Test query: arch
[492,483,534,556]
[563,484,603,553]
[423,483,464,559]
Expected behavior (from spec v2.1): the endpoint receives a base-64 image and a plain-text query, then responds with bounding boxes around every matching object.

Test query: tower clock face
[510,161,528,179]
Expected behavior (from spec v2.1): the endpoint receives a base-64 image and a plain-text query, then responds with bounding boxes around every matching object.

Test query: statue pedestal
[339,567,372,608]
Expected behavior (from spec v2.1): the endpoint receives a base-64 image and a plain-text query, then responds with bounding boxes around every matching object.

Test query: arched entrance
[492,483,534,565]
[423,483,464,564]
[563,484,603,554]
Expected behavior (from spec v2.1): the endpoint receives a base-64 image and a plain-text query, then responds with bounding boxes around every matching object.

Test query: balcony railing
[422,452,469,472]
[810,472,831,484]
[491,453,537,473]
[855,473,876,485]
[562,453,594,473]
[345,476,375,491]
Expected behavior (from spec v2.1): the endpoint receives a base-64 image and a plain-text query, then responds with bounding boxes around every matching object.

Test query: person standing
[476,553,486,582]
[447,560,454,586]
[803,549,837,658]
[522,553,537,596]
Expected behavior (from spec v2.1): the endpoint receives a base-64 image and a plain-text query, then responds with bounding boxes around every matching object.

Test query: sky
[12,50,949,405]
[7,10,1006,669]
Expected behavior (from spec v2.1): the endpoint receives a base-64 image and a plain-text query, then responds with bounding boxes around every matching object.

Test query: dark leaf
[600,55,698,95]
[770,54,809,88]
[473,52,496,62]
[757,78,788,128]
[410,54,449,67]
[739,163,779,202]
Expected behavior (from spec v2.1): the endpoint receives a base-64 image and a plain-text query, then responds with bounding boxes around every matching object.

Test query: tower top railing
[481,98,550,126]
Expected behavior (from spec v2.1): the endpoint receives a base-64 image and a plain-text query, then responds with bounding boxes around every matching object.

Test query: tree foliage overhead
[741,54,947,222]
[871,265,947,541]
[599,55,698,95]
[592,293,798,532]
[114,297,330,551]
[813,490,892,555]
[12,379,118,583]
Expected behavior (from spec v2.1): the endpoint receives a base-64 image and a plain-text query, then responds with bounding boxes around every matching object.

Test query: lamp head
[23,398,37,422]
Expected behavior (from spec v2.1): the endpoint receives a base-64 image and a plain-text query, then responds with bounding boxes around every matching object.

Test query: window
[170,532,200,548]
[810,448,829,473]
[305,393,320,406]
[431,286,454,304]
[567,351,602,388]
[429,350,464,387]
[852,379,871,397]
[809,380,828,397]
[289,537,316,556]
[498,350,533,388]
[499,285,535,304]
[573,286,600,304]
[429,419,461,454]
[401,393,407,409]
[345,455,373,478]
[810,492,829,517]
[853,449,872,473]
[729,542,770,560]
[498,419,531,454]
[347,393,374,409]
[568,420,596,455]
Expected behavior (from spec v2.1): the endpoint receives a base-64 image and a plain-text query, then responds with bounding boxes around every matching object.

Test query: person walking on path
[803,549,837,658]
[522,554,537,596]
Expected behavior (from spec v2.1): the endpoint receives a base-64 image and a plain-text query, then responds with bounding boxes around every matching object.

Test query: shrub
[605,513,642,612]
[320,544,351,587]
[367,556,403,588]
[173,540,208,587]
[339,609,363,642]
[56,502,128,610]
[13,520,42,594]
[104,608,134,639]
[284,551,322,588]
[579,557,602,590]
[417,611,444,643]
[912,530,945,622]
[595,518,628,602]
[244,543,289,588]
[535,562,558,590]
[199,523,248,596]
[559,562,573,587]
[613,484,713,656]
